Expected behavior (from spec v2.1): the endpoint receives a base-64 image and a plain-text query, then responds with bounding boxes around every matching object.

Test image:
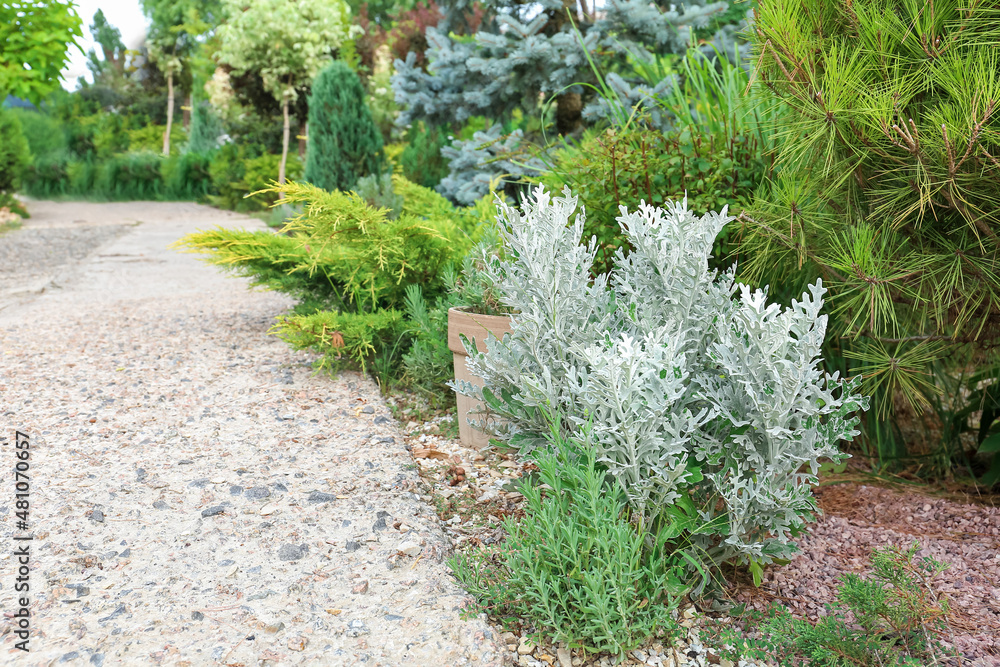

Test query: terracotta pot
[447,307,513,449]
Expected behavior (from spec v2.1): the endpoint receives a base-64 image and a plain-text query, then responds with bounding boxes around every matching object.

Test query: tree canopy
[0,0,83,104]
[216,0,355,104]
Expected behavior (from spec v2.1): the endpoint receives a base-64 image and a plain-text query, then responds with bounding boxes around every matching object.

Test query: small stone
[720,660,735,667]
[287,636,308,651]
[361,406,375,414]
[307,491,337,503]
[351,580,369,594]
[277,543,307,561]
[118,549,130,558]
[245,486,270,500]
[90,509,105,523]
[264,622,285,634]
[384,613,404,621]
[517,637,534,655]
[271,482,287,492]
[135,469,147,482]
[557,647,572,667]
[538,654,555,665]
[191,611,205,621]
[345,540,361,552]
[346,619,369,637]
[189,478,210,488]
[90,654,104,667]
[373,516,387,531]
[153,500,168,510]
[398,540,421,557]
[98,604,126,624]
[259,504,277,516]
[178,460,193,465]
[374,416,390,425]
[201,505,225,518]
[61,652,80,662]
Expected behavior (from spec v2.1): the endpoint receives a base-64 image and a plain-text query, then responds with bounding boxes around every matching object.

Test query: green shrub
[712,543,959,666]
[185,100,223,154]
[96,152,163,200]
[93,113,131,158]
[208,147,302,212]
[354,172,402,219]
[399,121,450,189]
[742,0,1000,478]
[242,153,302,209]
[23,154,71,198]
[455,187,868,575]
[452,423,686,658]
[10,108,67,161]
[304,60,384,193]
[0,107,31,213]
[127,123,186,155]
[67,159,100,196]
[176,177,473,380]
[538,125,769,274]
[162,151,214,200]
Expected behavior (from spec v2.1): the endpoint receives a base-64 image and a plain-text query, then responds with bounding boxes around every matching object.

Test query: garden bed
[392,396,1000,667]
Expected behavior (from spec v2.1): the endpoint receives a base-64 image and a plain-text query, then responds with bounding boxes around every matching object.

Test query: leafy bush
[24,154,71,198]
[539,125,770,274]
[452,423,686,657]
[712,543,959,666]
[185,100,224,154]
[399,121,450,189]
[0,107,31,213]
[162,151,214,200]
[176,176,474,378]
[354,171,402,219]
[455,186,868,574]
[10,108,67,161]
[127,123,186,155]
[96,152,163,200]
[209,150,303,212]
[741,0,1000,477]
[304,60,384,193]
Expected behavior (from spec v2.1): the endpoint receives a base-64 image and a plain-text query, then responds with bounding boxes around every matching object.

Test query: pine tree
[741,0,1000,478]
[304,61,385,193]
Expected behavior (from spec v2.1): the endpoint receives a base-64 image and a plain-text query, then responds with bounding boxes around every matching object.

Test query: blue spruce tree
[392,0,745,202]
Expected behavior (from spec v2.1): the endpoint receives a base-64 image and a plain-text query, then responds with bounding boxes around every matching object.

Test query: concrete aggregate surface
[0,201,503,666]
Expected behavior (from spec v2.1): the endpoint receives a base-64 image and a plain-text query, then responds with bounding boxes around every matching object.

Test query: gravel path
[0,201,504,666]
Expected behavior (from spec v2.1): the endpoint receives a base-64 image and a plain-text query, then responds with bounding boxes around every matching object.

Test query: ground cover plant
[708,542,960,665]
[740,0,1000,484]
[452,420,688,658]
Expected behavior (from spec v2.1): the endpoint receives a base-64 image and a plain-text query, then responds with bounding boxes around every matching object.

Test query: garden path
[0,201,504,666]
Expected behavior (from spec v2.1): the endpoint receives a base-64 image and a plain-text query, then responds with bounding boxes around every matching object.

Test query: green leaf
[978,432,1000,455]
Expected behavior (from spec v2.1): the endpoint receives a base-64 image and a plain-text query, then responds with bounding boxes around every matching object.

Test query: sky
[62,0,149,90]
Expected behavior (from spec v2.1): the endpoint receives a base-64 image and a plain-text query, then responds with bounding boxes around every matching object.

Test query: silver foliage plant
[453,186,869,568]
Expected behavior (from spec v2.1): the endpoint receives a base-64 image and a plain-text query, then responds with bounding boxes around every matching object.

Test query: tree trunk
[163,71,175,156]
[555,92,583,136]
[183,93,192,130]
[278,97,290,200]
[578,0,591,20]
[298,120,308,160]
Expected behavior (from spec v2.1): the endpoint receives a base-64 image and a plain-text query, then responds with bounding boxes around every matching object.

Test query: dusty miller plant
[453,186,869,571]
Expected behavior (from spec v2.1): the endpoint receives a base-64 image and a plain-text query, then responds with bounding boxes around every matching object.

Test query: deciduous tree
[217,0,354,194]
[0,0,83,104]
